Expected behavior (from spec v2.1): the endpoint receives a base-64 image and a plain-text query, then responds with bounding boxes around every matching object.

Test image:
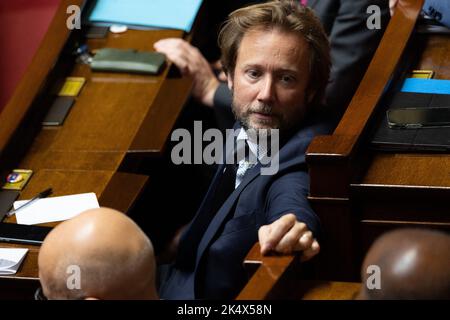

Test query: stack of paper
[88,0,204,32]
[14,193,99,225]
[0,248,28,275]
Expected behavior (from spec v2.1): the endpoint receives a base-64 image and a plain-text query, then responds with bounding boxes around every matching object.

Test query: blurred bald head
[38,207,157,300]
[359,228,450,300]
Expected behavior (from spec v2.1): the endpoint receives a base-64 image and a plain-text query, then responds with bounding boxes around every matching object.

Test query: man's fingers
[273,223,307,253]
[153,38,182,53]
[258,214,320,261]
[259,214,296,254]
[155,38,219,107]
[300,239,320,262]
[389,0,399,16]
[154,38,189,50]
[154,39,202,61]
[297,231,314,251]
[258,225,272,254]
[154,39,197,75]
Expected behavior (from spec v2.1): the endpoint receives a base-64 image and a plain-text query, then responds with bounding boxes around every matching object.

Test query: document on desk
[401,78,450,94]
[14,193,99,225]
[88,0,203,32]
[0,248,28,275]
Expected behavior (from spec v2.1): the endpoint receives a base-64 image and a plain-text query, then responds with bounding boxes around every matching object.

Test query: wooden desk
[306,0,450,280]
[237,244,361,300]
[0,0,194,295]
[238,0,449,297]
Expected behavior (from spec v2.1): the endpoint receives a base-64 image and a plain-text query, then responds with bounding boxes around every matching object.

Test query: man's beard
[232,102,282,133]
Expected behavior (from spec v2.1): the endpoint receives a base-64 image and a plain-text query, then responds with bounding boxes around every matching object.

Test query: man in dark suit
[155,0,389,119]
[157,0,332,299]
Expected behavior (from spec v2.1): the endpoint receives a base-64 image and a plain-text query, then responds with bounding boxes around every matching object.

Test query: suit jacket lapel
[176,162,226,265]
[195,162,263,266]
[178,123,240,246]
[194,123,264,265]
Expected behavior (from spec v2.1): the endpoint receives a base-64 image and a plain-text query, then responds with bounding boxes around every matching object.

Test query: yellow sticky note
[2,169,33,191]
[58,77,86,96]
[410,70,434,79]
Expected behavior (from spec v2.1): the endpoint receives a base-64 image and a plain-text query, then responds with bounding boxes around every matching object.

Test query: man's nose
[256,76,275,103]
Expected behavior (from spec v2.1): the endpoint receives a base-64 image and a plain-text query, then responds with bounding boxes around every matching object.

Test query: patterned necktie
[235,142,257,188]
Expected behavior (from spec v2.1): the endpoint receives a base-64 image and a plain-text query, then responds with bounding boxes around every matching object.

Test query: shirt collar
[236,128,269,163]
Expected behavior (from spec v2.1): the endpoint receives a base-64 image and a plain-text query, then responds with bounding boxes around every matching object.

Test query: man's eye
[246,70,260,79]
[280,75,295,84]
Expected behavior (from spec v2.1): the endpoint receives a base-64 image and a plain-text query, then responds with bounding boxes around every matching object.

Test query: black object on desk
[0,191,20,222]
[0,223,52,245]
[6,188,53,218]
[42,97,75,126]
[85,25,109,39]
[371,92,450,152]
[0,188,53,245]
[387,107,450,129]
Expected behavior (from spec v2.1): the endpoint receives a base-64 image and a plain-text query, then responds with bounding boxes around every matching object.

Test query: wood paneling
[0,0,85,152]
[305,0,450,281]
[237,243,361,300]
[0,1,193,295]
[239,0,449,296]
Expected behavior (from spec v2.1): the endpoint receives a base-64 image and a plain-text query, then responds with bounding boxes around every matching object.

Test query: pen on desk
[6,188,53,217]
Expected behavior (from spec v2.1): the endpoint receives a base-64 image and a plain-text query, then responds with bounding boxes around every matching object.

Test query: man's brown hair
[218,0,330,107]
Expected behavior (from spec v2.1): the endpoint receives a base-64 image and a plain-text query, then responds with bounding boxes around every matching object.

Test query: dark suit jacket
[158,118,332,299]
[311,0,390,114]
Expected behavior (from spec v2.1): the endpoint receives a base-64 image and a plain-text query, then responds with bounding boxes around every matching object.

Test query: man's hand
[389,0,399,16]
[258,213,320,262]
[154,38,220,107]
